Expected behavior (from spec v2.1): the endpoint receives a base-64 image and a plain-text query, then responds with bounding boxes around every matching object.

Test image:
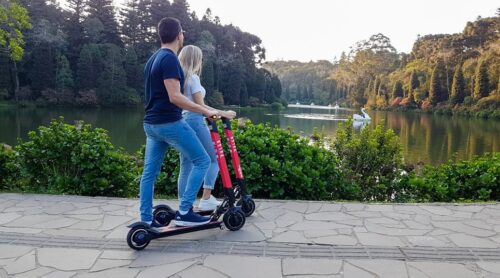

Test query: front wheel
[223,208,246,231]
[127,225,150,250]
[237,198,256,217]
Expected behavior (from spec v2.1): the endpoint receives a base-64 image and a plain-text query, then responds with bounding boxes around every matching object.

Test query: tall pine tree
[392,81,404,98]
[450,65,465,105]
[429,60,447,104]
[473,60,489,99]
[86,0,122,45]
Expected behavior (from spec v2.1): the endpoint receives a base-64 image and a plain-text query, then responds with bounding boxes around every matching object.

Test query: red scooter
[126,117,253,250]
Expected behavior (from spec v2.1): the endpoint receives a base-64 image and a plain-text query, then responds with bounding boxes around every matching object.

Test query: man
[140,17,218,227]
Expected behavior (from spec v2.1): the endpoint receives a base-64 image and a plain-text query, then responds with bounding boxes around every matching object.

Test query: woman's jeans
[139,119,210,222]
[178,113,219,200]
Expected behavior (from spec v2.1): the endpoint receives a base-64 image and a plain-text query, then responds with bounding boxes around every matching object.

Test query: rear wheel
[153,205,175,226]
[237,198,255,217]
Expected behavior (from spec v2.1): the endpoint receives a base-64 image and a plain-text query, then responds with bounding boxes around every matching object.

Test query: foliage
[137,120,345,200]
[1,120,500,202]
[0,144,16,190]
[334,119,405,201]
[407,153,500,202]
[230,121,344,200]
[0,0,31,61]
[14,118,137,196]
[0,0,278,106]
[474,60,490,100]
[450,65,465,105]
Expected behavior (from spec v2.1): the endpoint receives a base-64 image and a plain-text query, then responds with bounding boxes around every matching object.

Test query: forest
[265,11,499,114]
[0,0,282,107]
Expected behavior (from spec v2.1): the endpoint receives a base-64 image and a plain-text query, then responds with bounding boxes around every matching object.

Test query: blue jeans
[139,120,210,222]
[178,113,219,198]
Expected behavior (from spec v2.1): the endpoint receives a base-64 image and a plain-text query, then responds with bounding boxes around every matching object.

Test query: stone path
[1,193,500,277]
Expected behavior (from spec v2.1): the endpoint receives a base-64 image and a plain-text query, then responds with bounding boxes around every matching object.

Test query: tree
[450,65,465,105]
[77,44,102,90]
[429,60,447,104]
[86,0,122,45]
[124,46,142,93]
[0,0,31,98]
[55,55,74,90]
[201,59,215,94]
[410,70,419,92]
[30,41,56,92]
[392,81,404,98]
[64,0,86,69]
[473,60,489,100]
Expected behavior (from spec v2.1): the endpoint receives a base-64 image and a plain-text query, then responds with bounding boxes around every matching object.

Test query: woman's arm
[192,93,236,119]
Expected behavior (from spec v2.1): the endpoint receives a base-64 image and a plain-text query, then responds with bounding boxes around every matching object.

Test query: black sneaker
[174,209,211,227]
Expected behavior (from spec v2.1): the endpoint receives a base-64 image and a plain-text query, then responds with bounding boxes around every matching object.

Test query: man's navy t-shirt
[143,48,185,124]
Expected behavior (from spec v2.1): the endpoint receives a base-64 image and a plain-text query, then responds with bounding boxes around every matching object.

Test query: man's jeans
[178,113,219,198]
[140,119,210,222]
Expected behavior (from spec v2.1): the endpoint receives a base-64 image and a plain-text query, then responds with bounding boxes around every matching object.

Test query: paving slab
[1,194,500,277]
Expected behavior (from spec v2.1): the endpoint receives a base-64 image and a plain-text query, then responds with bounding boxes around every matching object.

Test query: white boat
[310,102,315,106]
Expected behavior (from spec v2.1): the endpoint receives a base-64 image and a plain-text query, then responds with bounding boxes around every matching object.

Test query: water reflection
[1,105,498,165]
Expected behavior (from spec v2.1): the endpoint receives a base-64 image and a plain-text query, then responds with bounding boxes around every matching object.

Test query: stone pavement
[1,193,500,277]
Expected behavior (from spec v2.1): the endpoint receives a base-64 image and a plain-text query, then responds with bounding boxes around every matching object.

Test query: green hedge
[139,121,345,200]
[13,118,137,197]
[0,145,16,190]
[334,119,405,201]
[406,153,500,202]
[1,118,499,202]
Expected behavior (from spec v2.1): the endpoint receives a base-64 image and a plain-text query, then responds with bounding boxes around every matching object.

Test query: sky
[184,0,498,62]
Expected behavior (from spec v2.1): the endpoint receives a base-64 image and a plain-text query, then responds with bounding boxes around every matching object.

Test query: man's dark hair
[158,17,182,44]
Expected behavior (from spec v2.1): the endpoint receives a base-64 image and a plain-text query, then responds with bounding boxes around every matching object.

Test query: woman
[178,45,236,211]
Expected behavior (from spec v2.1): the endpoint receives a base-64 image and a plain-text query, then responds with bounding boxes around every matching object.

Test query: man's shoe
[198,195,222,211]
[174,210,211,227]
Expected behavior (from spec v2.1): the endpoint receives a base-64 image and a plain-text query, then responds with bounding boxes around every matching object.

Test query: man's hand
[203,109,219,119]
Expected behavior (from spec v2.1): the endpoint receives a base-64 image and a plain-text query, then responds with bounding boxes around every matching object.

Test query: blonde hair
[178,45,203,90]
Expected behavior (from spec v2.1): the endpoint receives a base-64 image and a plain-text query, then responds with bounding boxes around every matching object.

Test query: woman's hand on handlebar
[221,110,237,119]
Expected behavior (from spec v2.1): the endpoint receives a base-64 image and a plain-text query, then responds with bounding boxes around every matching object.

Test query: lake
[0,105,498,165]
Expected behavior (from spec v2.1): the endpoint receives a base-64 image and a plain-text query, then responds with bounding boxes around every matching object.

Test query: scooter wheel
[237,198,256,217]
[127,225,150,250]
[223,208,246,231]
[153,205,175,226]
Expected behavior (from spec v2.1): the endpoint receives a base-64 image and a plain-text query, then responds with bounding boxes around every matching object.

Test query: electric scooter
[151,117,255,227]
[126,117,247,250]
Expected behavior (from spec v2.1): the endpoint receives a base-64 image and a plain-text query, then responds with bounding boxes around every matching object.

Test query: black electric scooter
[126,117,247,250]
[151,117,255,228]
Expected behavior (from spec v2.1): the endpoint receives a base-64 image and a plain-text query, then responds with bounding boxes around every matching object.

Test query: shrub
[270,102,284,111]
[475,95,500,110]
[206,90,224,108]
[463,96,474,106]
[76,90,99,106]
[137,120,345,200]
[0,144,16,190]
[233,122,344,200]
[15,118,138,197]
[407,153,500,202]
[334,119,406,201]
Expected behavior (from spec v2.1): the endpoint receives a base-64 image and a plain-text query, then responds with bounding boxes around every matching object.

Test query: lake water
[1,105,498,165]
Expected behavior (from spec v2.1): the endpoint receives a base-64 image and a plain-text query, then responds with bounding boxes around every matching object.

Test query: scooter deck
[149,221,222,238]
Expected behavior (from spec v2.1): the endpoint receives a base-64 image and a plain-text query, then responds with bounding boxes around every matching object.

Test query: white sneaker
[198,195,222,211]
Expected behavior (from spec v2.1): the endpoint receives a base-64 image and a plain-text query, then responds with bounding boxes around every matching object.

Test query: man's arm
[164,79,217,117]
